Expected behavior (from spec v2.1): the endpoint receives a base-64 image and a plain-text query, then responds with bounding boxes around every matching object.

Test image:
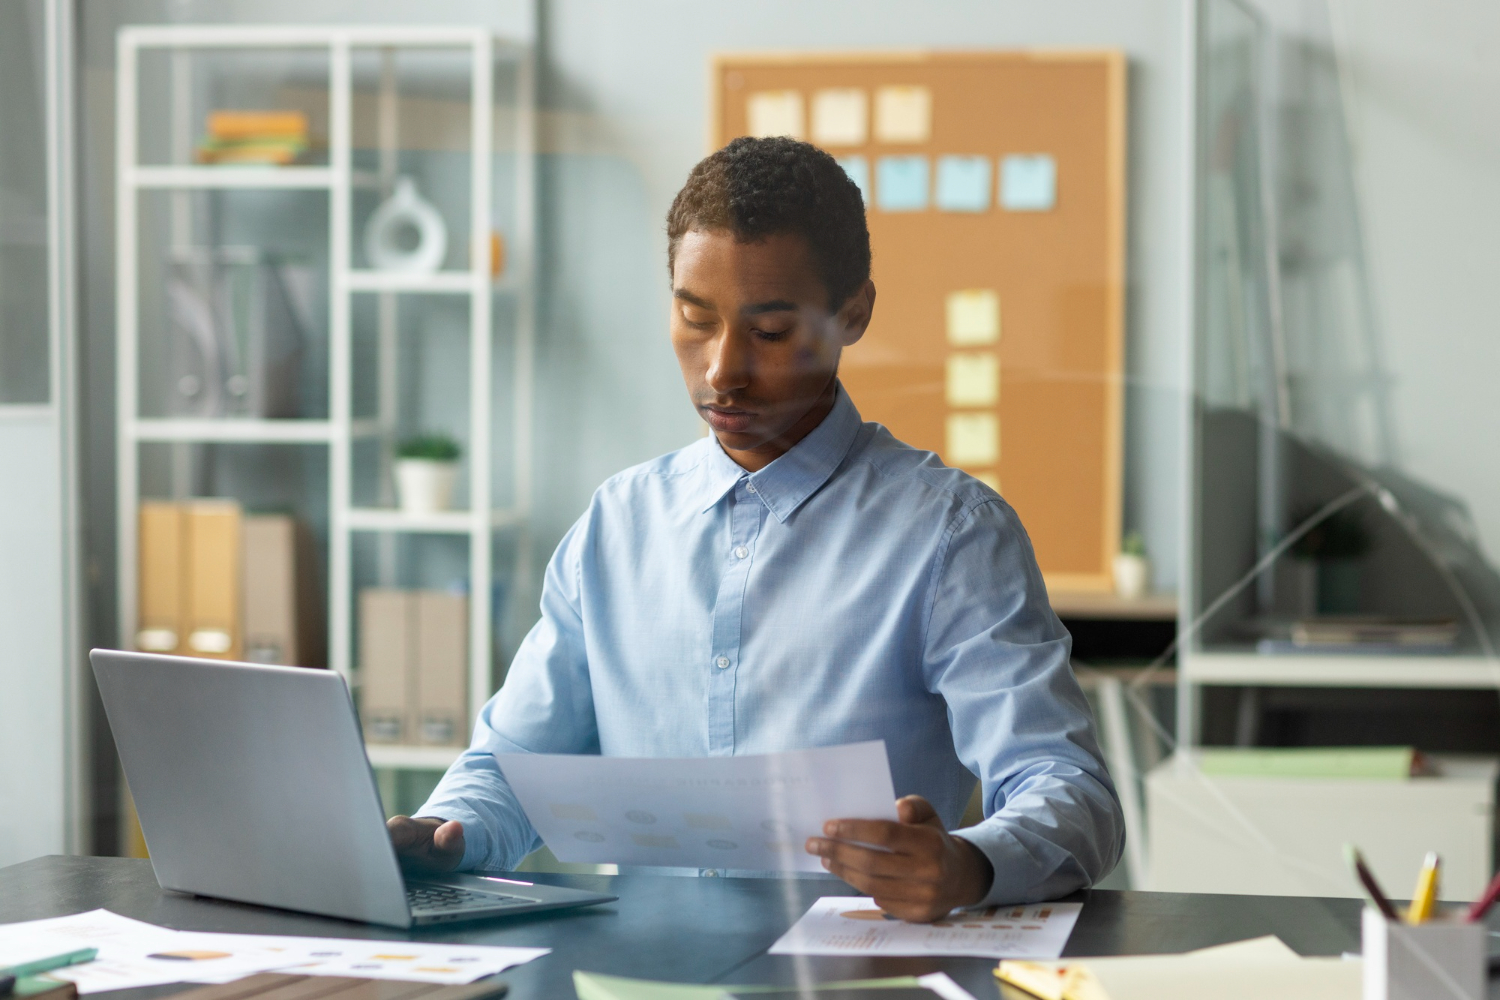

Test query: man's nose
[705,329,751,393]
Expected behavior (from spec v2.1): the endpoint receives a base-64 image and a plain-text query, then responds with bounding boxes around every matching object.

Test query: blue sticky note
[934,155,991,212]
[1000,154,1056,211]
[875,156,929,212]
[838,156,870,204]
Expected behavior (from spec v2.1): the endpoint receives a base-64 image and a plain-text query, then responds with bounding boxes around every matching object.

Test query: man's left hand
[806,794,994,923]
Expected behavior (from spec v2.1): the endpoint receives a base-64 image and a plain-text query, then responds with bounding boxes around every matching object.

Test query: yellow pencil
[1406,851,1440,924]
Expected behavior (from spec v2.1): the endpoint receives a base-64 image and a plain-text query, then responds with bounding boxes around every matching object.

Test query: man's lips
[701,404,756,434]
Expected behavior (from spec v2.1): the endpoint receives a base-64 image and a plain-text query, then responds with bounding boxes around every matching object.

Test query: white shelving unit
[114,24,535,773]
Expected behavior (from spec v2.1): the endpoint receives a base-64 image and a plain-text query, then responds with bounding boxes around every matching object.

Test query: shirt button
[746,484,757,494]
[703,869,719,877]
[734,546,749,559]
[715,656,730,669]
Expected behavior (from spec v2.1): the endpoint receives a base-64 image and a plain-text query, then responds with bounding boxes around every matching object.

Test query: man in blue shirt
[389,136,1123,920]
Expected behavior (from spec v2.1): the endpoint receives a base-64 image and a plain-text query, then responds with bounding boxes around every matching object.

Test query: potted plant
[394,433,462,514]
[1113,531,1151,599]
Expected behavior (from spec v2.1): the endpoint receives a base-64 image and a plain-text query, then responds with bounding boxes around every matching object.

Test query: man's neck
[717,379,839,473]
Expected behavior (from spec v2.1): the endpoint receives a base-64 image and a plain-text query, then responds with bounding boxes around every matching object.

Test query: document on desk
[768,897,1082,959]
[0,909,549,993]
[494,741,898,872]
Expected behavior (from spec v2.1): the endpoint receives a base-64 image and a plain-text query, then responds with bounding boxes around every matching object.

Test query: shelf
[1051,590,1178,621]
[131,418,337,443]
[366,744,463,770]
[1181,650,1500,689]
[129,166,335,190]
[345,507,524,533]
[345,270,480,294]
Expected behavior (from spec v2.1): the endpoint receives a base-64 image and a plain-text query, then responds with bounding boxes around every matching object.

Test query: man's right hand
[387,815,466,873]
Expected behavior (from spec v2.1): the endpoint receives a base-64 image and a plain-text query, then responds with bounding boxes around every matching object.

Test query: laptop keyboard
[407,883,530,913]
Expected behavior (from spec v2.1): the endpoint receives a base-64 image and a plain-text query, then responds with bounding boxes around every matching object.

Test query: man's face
[670,228,873,471]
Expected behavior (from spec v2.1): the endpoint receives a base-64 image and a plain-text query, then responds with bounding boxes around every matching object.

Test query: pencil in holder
[1362,907,1484,1000]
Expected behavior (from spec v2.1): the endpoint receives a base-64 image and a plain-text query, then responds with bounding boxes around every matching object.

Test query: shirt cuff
[952,819,1087,908]
[414,802,493,872]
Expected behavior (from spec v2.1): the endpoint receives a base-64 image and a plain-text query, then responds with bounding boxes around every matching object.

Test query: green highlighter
[0,948,98,997]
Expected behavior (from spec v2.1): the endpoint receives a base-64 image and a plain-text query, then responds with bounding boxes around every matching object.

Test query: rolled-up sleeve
[923,498,1125,905]
[415,510,600,871]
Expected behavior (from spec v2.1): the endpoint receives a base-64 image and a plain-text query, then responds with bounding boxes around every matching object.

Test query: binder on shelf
[360,588,413,744]
[183,500,243,660]
[415,591,469,747]
[243,514,325,667]
[137,501,185,654]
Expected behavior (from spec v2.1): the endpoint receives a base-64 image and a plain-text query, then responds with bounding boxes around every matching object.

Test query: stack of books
[195,111,310,166]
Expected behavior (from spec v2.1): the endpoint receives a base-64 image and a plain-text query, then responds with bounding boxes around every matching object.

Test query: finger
[386,816,425,850]
[808,837,928,880]
[895,795,940,827]
[821,819,929,854]
[432,820,465,859]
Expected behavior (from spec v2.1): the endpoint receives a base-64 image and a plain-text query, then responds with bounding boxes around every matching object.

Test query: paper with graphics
[171,932,548,984]
[769,896,1083,959]
[495,741,898,872]
[0,909,297,993]
[0,909,547,992]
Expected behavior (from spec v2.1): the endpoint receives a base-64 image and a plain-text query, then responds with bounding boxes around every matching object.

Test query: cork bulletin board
[712,51,1125,591]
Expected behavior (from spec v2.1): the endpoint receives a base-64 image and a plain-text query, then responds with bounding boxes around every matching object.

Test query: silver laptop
[91,649,615,928]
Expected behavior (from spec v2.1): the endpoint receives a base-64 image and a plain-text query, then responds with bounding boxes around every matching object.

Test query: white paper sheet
[1,910,296,993]
[769,897,1083,959]
[172,932,549,985]
[0,909,548,993]
[494,741,898,872]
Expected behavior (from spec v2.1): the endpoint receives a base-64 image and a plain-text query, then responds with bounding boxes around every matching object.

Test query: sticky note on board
[972,471,1000,492]
[812,88,868,146]
[946,289,1000,345]
[838,156,870,204]
[946,352,999,407]
[876,156,929,212]
[946,412,999,466]
[747,90,804,139]
[935,156,991,212]
[874,85,931,143]
[1001,154,1057,211]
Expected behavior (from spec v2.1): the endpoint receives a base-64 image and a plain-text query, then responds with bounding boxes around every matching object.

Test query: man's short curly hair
[666,136,871,311]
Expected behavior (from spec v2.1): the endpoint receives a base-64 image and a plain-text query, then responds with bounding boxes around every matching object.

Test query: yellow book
[206,110,308,140]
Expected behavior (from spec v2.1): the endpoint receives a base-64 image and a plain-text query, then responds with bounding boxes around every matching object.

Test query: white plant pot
[395,459,459,514]
[1113,553,1151,599]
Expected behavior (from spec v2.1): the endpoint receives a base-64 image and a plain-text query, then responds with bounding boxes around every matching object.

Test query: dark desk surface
[2,856,1365,999]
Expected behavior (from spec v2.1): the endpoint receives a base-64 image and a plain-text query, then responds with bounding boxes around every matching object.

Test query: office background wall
[68,0,1500,849]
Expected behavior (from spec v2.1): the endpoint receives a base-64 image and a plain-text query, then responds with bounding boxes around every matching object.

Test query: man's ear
[835,280,876,347]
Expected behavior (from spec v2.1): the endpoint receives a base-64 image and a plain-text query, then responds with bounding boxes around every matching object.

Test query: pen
[1345,844,1400,921]
[1467,868,1500,922]
[1406,852,1439,925]
[0,948,98,980]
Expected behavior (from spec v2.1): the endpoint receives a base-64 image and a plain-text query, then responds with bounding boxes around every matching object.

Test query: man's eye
[754,326,793,342]
[681,308,715,328]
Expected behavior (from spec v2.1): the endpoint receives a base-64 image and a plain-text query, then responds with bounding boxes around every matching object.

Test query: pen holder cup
[1362,908,1484,1000]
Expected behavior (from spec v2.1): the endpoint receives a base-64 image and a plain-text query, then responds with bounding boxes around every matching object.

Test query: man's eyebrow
[673,289,713,309]
[741,299,798,316]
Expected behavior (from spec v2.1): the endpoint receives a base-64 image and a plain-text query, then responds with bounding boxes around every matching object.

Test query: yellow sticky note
[973,470,1000,492]
[874,85,931,143]
[811,88,867,146]
[946,412,998,466]
[946,352,999,407]
[946,289,1000,345]
[747,90,804,139]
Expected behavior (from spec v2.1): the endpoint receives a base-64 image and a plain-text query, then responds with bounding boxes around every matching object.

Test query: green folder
[1196,746,1415,780]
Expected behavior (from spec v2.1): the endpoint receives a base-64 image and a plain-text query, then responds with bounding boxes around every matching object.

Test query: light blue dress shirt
[418,385,1124,905]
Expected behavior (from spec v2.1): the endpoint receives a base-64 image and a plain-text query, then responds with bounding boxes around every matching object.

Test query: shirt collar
[694,383,863,523]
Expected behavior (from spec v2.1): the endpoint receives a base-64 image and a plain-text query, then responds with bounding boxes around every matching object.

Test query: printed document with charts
[495,741,898,872]
[769,897,1083,959]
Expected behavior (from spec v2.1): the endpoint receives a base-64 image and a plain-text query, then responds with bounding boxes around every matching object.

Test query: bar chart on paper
[769,897,1082,959]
